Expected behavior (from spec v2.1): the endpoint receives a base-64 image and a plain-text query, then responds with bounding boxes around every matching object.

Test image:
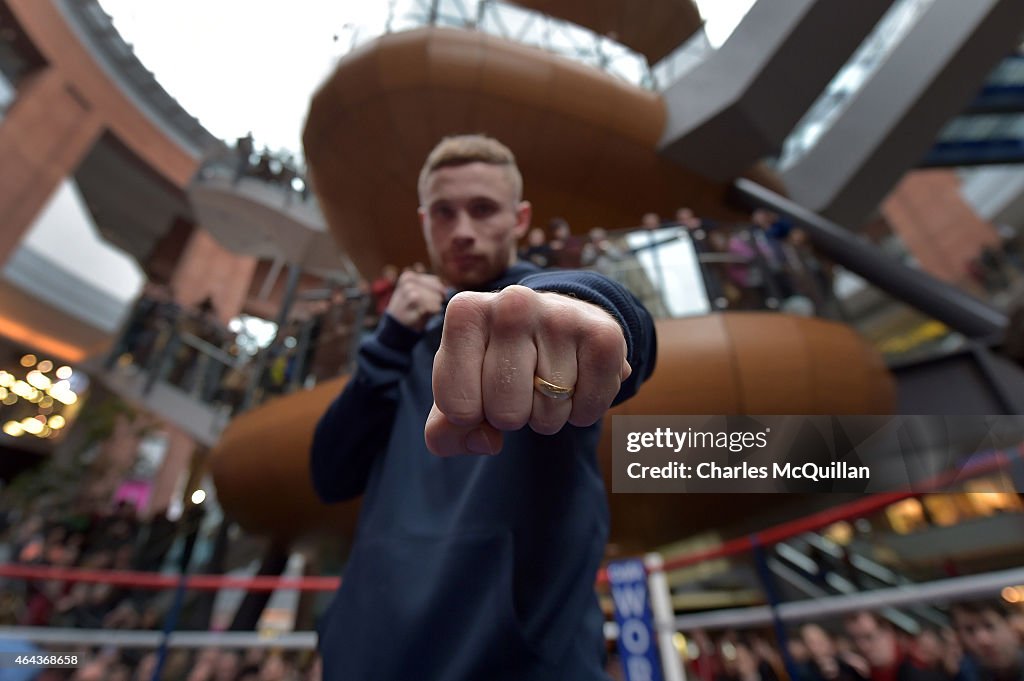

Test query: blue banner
[607,558,663,681]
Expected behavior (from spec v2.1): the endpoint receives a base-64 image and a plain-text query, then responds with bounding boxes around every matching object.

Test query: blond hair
[418,134,523,203]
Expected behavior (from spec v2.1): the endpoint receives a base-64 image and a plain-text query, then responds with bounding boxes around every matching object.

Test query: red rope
[1,449,1013,592]
[0,563,340,592]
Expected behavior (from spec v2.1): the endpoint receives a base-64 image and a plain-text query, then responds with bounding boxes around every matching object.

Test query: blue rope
[751,535,802,681]
[151,572,188,681]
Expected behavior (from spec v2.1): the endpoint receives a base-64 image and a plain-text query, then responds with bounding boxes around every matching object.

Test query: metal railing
[104,291,370,419]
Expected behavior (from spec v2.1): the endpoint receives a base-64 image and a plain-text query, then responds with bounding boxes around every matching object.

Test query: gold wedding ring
[533,375,575,401]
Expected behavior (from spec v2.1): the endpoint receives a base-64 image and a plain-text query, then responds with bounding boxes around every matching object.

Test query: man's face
[846,613,897,668]
[419,162,530,289]
[953,609,1021,674]
[802,624,836,660]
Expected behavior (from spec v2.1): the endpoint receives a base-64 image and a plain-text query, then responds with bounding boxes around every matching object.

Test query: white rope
[675,566,1024,631]
[5,567,1022,649]
[0,627,317,650]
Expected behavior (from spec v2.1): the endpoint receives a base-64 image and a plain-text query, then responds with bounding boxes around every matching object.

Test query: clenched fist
[385,271,447,332]
[425,285,632,456]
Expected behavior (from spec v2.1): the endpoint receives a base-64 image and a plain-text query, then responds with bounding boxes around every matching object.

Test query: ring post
[646,553,686,681]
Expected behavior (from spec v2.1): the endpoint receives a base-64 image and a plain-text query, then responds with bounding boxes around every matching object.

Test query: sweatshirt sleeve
[309,314,421,503]
[517,270,657,405]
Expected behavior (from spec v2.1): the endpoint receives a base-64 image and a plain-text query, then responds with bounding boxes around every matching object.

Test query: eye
[468,200,499,219]
[430,203,455,221]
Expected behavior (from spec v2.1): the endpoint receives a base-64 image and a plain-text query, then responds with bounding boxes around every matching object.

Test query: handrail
[732,178,1007,339]
[177,332,239,369]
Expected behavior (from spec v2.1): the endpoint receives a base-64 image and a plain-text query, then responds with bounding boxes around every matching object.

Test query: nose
[450,209,476,245]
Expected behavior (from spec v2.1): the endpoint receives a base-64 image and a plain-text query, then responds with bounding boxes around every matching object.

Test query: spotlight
[191,489,207,505]
[20,354,36,367]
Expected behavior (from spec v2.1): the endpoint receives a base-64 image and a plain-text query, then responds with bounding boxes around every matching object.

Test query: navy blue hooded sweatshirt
[311,262,657,680]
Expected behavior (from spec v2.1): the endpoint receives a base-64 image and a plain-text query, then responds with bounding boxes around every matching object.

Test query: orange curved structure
[210,314,895,550]
[303,27,763,280]
[510,0,703,63]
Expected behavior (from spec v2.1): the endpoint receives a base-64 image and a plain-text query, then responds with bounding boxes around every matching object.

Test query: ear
[513,201,532,240]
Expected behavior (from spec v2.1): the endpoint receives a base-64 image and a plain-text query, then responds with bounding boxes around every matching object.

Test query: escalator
[770,531,948,632]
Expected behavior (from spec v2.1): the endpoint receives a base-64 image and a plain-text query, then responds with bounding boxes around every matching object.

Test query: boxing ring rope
[0,564,339,592]
[2,564,1021,651]
[622,445,1021,581]
[0,448,1020,663]
[672,566,1024,632]
[0,627,317,650]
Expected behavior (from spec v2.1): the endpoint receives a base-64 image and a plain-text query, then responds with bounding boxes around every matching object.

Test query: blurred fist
[385,271,447,332]
[426,285,631,456]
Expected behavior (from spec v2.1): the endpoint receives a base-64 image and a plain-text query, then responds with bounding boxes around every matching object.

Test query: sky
[96,0,756,157]
[18,180,143,305]
[96,0,401,156]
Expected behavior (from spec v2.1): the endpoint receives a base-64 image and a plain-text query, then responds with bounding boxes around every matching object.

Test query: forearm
[309,315,420,502]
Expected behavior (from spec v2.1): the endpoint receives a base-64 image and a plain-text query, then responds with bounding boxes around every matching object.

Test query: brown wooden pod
[302,26,748,282]
[210,313,895,549]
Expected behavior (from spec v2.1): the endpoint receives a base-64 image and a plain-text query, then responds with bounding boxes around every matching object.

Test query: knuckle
[490,286,536,333]
[538,306,574,338]
[447,291,483,315]
[587,322,626,360]
[445,293,486,330]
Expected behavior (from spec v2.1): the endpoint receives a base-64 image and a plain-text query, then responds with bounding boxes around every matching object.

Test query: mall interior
[0,0,1023,679]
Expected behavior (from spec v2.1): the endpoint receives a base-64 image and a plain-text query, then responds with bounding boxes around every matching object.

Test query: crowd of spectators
[231,133,310,205]
[515,207,840,319]
[106,280,370,413]
[107,286,243,408]
[2,492,1021,681]
[605,600,1024,681]
[105,203,1024,425]
[4,492,1021,680]
[0,500,322,680]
